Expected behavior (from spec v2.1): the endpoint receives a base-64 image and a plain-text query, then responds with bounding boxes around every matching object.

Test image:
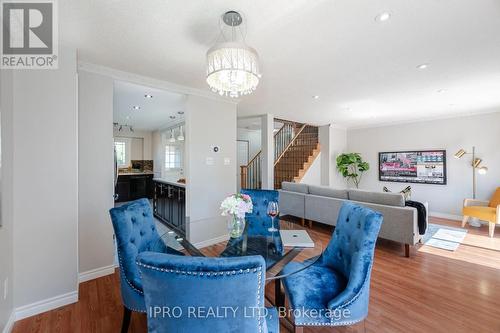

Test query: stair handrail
[241,120,313,189]
[273,124,308,166]
[241,120,293,168]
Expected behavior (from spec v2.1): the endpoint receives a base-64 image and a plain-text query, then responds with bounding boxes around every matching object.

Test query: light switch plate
[224,158,230,165]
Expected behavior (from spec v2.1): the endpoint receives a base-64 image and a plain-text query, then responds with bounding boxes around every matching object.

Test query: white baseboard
[429,211,462,221]
[78,264,117,283]
[14,291,78,321]
[194,234,229,249]
[2,311,15,333]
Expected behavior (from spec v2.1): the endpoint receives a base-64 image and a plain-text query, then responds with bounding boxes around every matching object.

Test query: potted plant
[336,153,370,188]
[220,194,253,238]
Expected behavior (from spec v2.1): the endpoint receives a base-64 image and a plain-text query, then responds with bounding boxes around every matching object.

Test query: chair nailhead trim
[257,270,263,333]
[136,261,263,277]
[296,318,364,326]
[136,261,265,332]
[117,252,144,295]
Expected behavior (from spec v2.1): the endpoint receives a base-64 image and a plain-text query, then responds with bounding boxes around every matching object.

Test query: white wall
[317,124,348,188]
[78,71,116,277]
[261,114,274,189]
[237,128,261,159]
[113,129,153,160]
[300,152,322,185]
[152,130,163,178]
[330,126,348,188]
[0,70,14,331]
[11,47,79,312]
[347,112,500,217]
[185,95,237,246]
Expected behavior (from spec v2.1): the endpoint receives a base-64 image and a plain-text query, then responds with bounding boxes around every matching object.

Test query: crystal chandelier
[206,11,261,98]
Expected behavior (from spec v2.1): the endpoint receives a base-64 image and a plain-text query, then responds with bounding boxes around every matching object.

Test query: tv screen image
[379,150,447,185]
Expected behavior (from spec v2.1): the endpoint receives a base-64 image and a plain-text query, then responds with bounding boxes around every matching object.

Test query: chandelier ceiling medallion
[206,11,261,98]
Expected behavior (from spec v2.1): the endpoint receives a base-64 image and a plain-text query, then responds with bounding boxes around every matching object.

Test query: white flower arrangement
[220,193,253,219]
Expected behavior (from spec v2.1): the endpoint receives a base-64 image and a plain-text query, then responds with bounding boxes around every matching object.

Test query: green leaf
[336,153,369,187]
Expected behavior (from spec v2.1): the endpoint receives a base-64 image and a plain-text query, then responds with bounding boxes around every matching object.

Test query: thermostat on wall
[210,145,220,153]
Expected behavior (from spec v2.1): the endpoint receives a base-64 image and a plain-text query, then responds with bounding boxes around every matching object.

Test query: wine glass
[267,201,279,232]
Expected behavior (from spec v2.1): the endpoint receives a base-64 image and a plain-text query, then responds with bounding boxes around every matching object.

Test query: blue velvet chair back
[321,202,383,309]
[281,202,383,327]
[241,189,279,234]
[137,252,272,333]
[109,198,162,311]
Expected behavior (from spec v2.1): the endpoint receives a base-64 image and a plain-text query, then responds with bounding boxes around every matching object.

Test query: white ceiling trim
[78,62,239,105]
[347,109,500,131]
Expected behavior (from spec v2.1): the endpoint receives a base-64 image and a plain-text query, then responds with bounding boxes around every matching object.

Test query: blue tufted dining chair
[281,202,383,332]
[241,189,279,235]
[136,252,279,333]
[109,198,183,333]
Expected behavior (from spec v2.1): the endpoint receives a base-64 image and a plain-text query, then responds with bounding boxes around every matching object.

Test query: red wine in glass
[267,201,279,232]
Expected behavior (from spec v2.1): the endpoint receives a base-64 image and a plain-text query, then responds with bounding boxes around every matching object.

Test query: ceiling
[113,81,185,131]
[62,0,500,128]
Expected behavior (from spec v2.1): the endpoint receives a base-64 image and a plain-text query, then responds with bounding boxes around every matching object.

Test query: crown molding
[77,62,239,105]
[346,109,500,131]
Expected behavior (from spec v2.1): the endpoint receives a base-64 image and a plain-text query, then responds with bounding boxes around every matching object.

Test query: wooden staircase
[240,119,320,190]
[293,143,320,182]
[274,125,319,189]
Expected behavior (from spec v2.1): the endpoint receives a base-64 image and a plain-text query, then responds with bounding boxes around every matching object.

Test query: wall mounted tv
[379,150,447,185]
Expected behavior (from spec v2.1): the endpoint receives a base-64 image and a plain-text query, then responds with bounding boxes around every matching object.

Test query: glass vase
[228,215,246,238]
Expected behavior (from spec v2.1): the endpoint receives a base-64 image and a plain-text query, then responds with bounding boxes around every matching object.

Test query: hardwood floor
[12,217,500,333]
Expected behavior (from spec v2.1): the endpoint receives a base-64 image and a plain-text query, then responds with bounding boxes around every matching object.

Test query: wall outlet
[3,278,8,300]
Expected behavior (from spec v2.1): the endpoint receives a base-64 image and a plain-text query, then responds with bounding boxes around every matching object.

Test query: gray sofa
[279,182,422,257]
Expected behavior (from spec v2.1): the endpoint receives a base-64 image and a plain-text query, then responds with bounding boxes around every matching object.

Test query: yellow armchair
[462,187,500,237]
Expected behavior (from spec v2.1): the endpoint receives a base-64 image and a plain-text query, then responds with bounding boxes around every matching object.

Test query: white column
[319,124,331,186]
[261,114,274,189]
[330,125,347,188]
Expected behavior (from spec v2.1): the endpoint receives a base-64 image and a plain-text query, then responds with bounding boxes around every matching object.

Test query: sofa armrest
[278,190,306,218]
[463,198,489,207]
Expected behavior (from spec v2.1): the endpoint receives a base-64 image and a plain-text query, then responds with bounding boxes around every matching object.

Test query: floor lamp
[454,147,488,227]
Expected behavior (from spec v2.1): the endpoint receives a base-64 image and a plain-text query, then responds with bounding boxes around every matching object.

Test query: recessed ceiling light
[170,116,176,119]
[177,111,184,115]
[437,89,446,93]
[132,106,141,110]
[312,95,320,99]
[144,94,153,99]
[375,12,391,22]
[416,63,429,70]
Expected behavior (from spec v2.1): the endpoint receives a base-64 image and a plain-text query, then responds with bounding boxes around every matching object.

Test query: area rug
[422,223,468,251]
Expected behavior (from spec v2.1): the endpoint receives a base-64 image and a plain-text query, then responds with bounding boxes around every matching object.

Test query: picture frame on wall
[379,150,447,185]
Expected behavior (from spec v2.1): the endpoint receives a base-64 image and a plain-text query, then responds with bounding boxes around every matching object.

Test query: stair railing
[274,125,319,189]
[240,120,301,189]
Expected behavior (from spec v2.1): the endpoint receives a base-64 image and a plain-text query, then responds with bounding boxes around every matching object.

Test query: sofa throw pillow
[383,185,412,201]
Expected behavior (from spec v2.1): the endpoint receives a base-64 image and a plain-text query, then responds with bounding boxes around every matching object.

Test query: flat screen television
[379,150,447,185]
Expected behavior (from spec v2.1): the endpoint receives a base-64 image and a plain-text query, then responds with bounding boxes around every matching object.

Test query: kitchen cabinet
[153,181,186,236]
[115,174,154,202]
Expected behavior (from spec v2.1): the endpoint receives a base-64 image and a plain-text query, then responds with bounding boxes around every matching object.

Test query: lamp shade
[206,42,261,98]
[478,166,488,175]
[454,149,466,159]
[177,126,184,141]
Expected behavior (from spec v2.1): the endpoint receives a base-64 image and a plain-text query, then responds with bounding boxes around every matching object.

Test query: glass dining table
[151,217,324,306]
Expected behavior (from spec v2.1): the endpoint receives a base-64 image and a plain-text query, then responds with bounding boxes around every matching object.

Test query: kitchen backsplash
[131,160,153,171]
